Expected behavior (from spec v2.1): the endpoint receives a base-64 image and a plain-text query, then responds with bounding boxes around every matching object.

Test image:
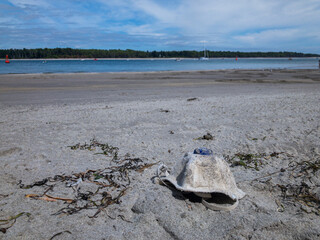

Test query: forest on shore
[1,48,319,59]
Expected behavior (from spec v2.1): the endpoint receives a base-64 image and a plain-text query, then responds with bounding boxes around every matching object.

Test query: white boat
[199,41,209,60]
[199,56,209,61]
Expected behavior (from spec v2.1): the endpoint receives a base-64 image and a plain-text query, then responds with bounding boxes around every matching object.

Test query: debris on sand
[25,194,73,203]
[277,181,320,214]
[20,140,158,218]
[194,132,214,141]
[158,149,245,211]
[68,138,119,160]
[225,152,285,171]
[160,109,170,113]
[0,212,31,234]
[49,230,72,240]
[235,151,320,215]
[276,158,320,214]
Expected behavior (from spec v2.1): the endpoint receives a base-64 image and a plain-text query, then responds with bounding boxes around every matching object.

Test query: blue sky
[1,0,320,53]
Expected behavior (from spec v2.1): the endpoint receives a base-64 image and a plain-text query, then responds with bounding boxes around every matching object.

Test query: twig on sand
[25,194,73,203]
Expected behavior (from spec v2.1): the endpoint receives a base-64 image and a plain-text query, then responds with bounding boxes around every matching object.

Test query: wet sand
[0,70,320,239]
[0,69,319,105]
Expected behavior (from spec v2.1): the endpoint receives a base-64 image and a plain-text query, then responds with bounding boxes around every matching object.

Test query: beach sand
[0,70,320,239]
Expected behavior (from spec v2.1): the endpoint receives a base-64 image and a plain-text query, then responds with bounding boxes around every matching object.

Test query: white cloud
[132,0,176,24]
[125,24,166,37]
[2,0,320,51]
[235,28,300,45]
[121,0,320,49]
[180,1,317,31]
[8,0,50,8]
[97,0,140,21]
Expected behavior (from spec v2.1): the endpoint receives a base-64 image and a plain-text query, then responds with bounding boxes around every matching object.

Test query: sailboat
[199,42,209,60]
[199,52,209,61]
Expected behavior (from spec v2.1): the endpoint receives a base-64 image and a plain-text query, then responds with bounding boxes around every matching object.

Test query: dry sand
[0,70,320,239]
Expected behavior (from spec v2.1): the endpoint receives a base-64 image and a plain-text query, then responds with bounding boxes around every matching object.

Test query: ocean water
[0,58,318,74]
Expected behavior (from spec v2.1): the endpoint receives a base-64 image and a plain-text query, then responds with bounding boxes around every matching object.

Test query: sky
[1,0,320,53]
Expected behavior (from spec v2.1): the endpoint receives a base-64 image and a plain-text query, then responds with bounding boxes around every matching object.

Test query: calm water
[0,58,318,74]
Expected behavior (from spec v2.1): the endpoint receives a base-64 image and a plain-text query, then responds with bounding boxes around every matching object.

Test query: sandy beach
[1,69,320,239]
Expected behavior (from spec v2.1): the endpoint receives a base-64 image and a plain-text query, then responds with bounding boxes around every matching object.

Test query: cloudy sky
[1,0,320,53]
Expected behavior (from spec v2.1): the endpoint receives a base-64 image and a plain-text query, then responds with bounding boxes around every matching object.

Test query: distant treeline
[1,48,319,59]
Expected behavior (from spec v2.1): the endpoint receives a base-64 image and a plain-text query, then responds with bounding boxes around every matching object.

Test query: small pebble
[180,212,187,218]
[203,133,213,140]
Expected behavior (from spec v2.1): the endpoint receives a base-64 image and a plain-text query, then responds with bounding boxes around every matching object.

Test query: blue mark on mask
[193,148,213,155]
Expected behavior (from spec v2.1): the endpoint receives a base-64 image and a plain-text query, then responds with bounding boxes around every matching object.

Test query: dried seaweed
[297,159,320,174]
[255,157,320,214]
[0,212,30,234]
[225,152,285,171]
[68,138,119,160]
[49,230,72,240]
[136,162,159,173]
[228,150,319,213]
[18,179,48,189]
[187,97,198,101]
[277,182,320,214]
[20,155,156,218]
[0,194,8,200]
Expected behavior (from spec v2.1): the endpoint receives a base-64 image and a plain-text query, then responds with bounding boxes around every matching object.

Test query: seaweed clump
[20,140,157,218]
[225,152,284,171]
[277,182,319,214]
[276,158,320,214]
[68,138,119,160]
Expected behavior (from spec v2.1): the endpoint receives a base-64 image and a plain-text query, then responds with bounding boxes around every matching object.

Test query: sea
[0,58,319,74]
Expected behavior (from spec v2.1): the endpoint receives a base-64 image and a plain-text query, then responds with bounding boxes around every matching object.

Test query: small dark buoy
[5,55,10,63]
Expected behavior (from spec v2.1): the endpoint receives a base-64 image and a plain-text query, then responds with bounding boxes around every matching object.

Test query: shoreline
[1,57,319,61]
[0,68,319,76]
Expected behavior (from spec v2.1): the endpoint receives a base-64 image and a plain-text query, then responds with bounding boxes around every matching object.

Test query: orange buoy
[5,55,10,63]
